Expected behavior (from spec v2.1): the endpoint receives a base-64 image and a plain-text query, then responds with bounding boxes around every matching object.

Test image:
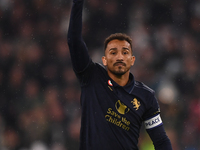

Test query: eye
[123,51,129,55]
[110,51,116,55]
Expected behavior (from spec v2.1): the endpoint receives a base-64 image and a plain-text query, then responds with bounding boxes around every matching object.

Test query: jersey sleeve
[67,0,91,74]
[141,90,164,130]
[147,125,173,150]
[142,91,173,149]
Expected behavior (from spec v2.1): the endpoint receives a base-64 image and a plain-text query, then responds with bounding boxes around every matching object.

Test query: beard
[108,65,129,76]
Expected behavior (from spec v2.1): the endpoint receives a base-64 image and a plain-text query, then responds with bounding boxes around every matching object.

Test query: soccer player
[67,0,173,149]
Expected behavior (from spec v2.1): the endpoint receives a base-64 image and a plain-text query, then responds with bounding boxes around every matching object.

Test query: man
[67,0,173,149]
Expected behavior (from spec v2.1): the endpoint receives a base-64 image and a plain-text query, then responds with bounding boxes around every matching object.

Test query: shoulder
[75,62,106,86]
[78,62,107,78]
[76,61,105,73]
[134,81,155,95]
[96,62,106,69]
[94,62,107,73]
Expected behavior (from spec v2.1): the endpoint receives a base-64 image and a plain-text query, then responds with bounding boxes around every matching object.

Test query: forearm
[67,0,91,73]
[147,125,172,150]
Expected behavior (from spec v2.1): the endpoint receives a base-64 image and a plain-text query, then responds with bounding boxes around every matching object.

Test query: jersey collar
[108,73,135,94]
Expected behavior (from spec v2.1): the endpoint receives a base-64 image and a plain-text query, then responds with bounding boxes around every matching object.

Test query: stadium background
[0,0,200,149]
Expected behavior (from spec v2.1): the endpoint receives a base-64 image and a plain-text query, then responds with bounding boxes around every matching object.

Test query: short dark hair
[104,33,133,52]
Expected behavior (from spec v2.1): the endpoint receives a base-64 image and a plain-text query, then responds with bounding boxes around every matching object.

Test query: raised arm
[67,0,91,73]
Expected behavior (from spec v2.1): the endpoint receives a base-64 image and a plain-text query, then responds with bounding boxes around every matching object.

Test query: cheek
[106,57,114,64]
[107,60,113,67]
[127,57,134,66]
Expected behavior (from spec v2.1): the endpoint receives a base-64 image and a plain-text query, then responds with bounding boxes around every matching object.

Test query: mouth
[114,62,126,66]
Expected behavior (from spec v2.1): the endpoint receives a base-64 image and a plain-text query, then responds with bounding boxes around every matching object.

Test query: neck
[108,71,130,86]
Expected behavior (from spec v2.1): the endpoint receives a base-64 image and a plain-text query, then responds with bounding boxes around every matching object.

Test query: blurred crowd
[0,0,200,150]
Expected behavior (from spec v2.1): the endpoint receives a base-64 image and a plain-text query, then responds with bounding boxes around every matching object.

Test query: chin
[108,67,129,76]
[113,70,127,76]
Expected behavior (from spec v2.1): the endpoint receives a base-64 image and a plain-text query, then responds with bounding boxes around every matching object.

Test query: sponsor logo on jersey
[105,107,130,131]
[115,100,130,114]
[144,114,163,129]
[105,100,131,131]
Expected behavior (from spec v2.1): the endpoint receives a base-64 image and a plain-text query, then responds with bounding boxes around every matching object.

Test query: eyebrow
[109,48,117,51]
[109,47,130,51]
[122,47,130,51]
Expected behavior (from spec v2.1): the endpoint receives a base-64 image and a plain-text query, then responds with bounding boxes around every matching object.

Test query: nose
[116,52,124,61]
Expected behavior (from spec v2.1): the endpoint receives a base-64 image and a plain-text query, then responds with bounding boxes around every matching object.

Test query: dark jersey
[76,62,161,150]
[67,0,172,150]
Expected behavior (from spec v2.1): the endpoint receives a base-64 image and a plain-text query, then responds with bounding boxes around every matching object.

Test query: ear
[102,56,107,66]
[131,56,136,66]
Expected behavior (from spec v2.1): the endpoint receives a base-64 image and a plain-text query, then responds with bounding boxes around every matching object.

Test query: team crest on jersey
[131,98,140,110]
[115,100,130,114]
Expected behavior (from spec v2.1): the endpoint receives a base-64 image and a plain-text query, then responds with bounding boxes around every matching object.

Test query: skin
[102,39,135,86]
